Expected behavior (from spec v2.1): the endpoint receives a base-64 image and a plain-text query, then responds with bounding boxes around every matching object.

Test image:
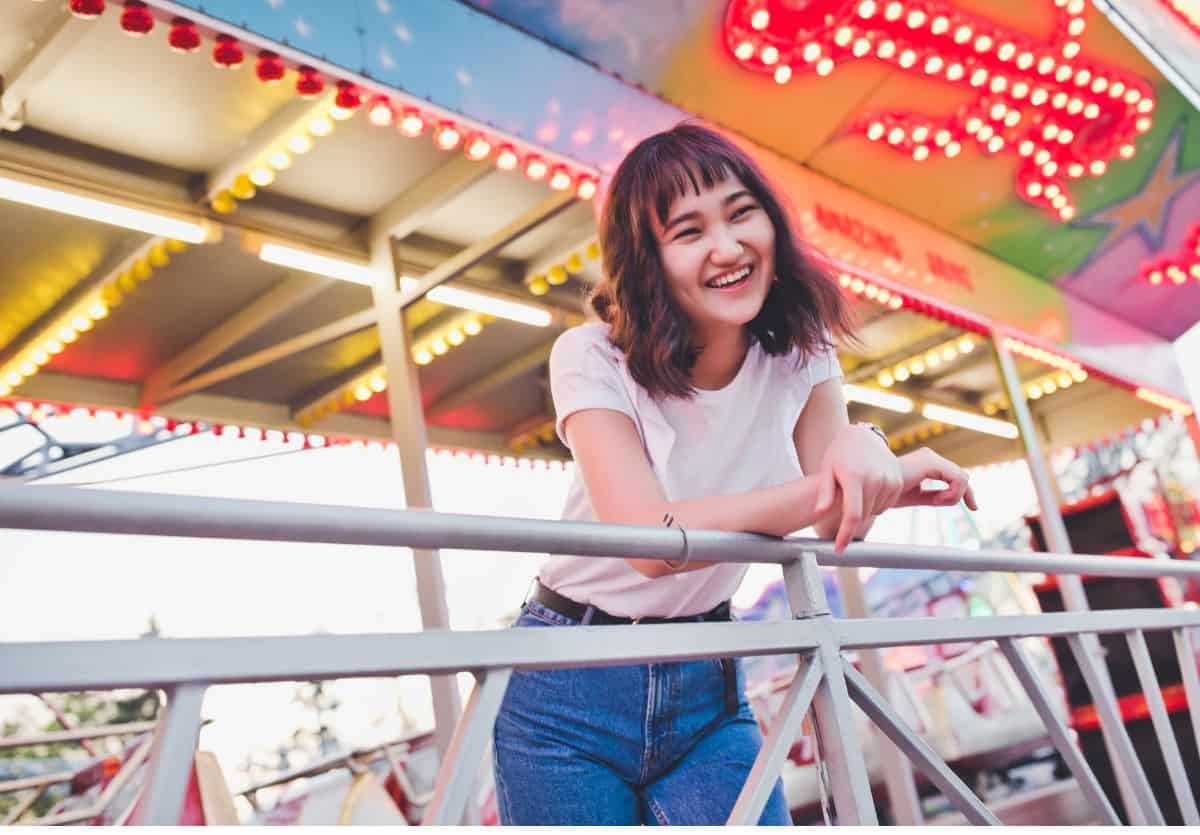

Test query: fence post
[836,565,923,825]
[992,331,1146,823]
[783,553,878,824]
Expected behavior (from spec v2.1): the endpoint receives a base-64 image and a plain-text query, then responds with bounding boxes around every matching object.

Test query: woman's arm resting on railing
[563,408,848,578]
[794,379,901,551]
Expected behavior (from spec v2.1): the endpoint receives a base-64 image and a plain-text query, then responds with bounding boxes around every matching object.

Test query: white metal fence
[3,483,1200,825]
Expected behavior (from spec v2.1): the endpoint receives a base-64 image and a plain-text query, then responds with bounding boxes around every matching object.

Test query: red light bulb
[69,0,105,19]
[334,81,362,111]
[296,66,325,98]
[167,18,201,52]
[212,34,243,69]
[119,1,154,35]
[256,51,286,84]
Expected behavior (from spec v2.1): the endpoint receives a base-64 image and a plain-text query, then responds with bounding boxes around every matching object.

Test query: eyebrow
[663,190,755,233]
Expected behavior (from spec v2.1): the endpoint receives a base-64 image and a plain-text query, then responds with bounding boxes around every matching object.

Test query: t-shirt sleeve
[549,326,637,448]
[807,337,844,387]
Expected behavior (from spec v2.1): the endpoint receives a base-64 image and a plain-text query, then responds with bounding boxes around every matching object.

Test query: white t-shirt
[539,322,843,618]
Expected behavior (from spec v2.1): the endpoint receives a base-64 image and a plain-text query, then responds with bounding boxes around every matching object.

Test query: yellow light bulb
[894,367,911,382]
[565,253,584,274]
[354,385,372,401]
[59,327,78,343]
[148,243,170,268]
[369,376,387,392]
[210,190,238,214]
[308,116,334,137]
[166,238,189,253]
[958,336,975,353]
[908,358,925,375]
[547,265,568,285]
[878,372,894,387]
[5,372,22,387]
[941,345,957,362]
[230,174,257,200]
[72,316,92,332]
[45,339,63,355]
[528,275,550,296]
[249,167,276,187]
[446,328,465,346]
[88,302,108,320]
[413,348,433,365]
[288,133,314,154]
[18,362,36,377]
[431,338,448,355]
[101,283,124,307]
[463,319,482,336]
[268,150,292,170]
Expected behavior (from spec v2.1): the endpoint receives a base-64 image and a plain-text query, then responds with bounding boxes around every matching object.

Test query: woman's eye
[731,204,758,220]
[673,227,701,241]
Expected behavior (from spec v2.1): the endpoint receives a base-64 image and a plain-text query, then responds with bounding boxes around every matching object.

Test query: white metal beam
[141,273,328,409]
[0,6,91,131]
[425,337,558,421]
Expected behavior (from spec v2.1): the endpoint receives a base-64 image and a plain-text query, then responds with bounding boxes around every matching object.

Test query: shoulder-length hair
[590,122,854,399]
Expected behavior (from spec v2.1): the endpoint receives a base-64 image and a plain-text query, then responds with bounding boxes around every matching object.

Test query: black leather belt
[529,581,740,714]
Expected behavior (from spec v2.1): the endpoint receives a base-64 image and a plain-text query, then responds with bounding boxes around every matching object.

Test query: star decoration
[1083,127,1200,253]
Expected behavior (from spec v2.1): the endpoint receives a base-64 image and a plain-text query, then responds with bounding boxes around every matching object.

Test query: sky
[0,415,1040,798]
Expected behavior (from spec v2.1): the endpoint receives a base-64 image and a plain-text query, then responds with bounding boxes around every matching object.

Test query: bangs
[632,132,752,226]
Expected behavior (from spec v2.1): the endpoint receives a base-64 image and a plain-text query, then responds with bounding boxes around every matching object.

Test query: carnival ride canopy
[0,0,1193,480]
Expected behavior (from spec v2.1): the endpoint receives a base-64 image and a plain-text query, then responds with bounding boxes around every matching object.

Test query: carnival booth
[2,0,1200,826]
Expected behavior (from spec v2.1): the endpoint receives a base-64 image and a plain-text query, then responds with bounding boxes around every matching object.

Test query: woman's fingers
[964,483,979,511]
[836,477,863,552]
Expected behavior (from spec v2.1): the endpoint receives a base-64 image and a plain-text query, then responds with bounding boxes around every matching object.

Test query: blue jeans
[491,599,791,825]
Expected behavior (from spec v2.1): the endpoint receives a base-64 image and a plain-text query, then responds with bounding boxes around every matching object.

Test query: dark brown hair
[591,122,854,399]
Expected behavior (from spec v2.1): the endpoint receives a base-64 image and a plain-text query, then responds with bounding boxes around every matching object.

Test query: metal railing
[3,483,1200,825]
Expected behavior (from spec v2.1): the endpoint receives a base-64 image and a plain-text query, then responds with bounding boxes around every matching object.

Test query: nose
[708,225,743,265]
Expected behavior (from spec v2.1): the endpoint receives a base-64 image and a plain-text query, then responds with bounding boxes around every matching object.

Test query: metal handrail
[3,483,1200,581]
[4,483,1200,826]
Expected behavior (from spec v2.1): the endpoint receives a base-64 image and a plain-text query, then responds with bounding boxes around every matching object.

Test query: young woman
[491,123,977,826]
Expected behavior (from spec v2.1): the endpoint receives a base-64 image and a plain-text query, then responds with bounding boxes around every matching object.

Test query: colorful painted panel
[462,0,1200,340]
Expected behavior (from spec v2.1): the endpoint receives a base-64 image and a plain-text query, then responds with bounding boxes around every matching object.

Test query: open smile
[704,264,753,291]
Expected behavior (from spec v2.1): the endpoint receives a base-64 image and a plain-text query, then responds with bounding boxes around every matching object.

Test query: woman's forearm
[625,476,843,578]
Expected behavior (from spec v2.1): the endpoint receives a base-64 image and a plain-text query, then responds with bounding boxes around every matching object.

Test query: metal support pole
[1125,629,1200,824]
[369,232,462,760]
[424,667,512,825]
[997,638,1120,825]
[836,566,923,825]
[1066,634,1164,824]
[729,656,824,825]
[783,554,878,824]
[132,684,206,826]
[992,331,1145,823]
[842,662,1001,825]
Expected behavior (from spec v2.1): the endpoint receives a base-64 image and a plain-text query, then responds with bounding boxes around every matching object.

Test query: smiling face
[653,173,776,343]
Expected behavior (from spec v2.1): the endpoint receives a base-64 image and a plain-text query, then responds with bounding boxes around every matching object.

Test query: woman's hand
[894,447,978,510]
[814,423,904,552]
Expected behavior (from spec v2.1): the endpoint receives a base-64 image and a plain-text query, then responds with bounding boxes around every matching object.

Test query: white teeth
[707,266,751,288]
